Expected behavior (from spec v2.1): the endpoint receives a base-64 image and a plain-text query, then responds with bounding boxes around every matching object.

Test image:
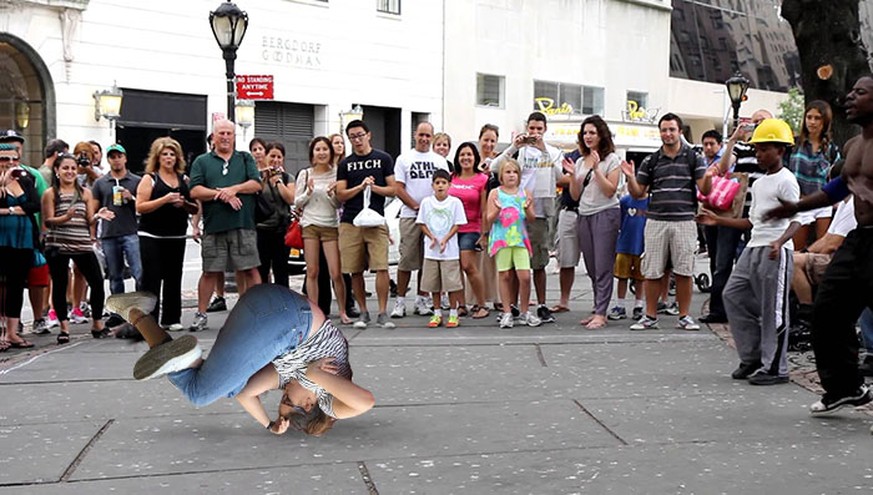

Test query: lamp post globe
[725,72,751,129]
[209,2,248,122]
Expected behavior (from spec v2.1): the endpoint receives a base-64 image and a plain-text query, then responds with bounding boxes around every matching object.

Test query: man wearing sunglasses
[188,119,263,331]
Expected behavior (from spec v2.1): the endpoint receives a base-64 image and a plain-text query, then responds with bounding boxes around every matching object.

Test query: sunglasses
[222,161,229,176]
[0,156,19,162]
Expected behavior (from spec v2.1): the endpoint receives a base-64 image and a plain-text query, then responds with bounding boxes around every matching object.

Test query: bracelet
[266,420,275,430]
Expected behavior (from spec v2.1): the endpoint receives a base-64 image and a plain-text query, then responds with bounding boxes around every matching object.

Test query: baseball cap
[106,143,126,155]
[0,129,24,143]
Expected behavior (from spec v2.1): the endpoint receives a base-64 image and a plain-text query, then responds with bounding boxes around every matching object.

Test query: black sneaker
[510,304,520,318]
[104,314,125,328]
[699,313,728,324]
[632,307,644,321]
[731,361,762,380]
[860,357,873,377]
[747,370,789,386]
[206,296,227,313]
[809,386,873,416]
[536,305,555,323]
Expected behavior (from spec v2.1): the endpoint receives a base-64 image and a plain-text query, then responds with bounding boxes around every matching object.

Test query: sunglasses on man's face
[0,156,19,162]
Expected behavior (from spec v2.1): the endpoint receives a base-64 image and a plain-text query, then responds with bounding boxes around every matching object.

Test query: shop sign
[621,100,660,124]
[533,97,575,116]
[236,75,274,100]
[545,122,661,149]
[260,34,322,69]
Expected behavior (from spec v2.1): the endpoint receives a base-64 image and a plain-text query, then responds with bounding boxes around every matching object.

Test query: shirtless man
[766,76,873,415]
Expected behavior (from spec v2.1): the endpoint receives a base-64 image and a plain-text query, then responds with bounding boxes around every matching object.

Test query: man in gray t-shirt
[621,113,712,330]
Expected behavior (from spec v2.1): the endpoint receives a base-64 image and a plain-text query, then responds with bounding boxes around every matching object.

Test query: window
[627,91,648,110]
[559,83,582,113]
[477,73,504,108]
[377,0,400,14]
[582,86,604,115]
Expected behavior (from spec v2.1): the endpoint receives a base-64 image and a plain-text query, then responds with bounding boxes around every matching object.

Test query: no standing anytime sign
[236,75,274,100]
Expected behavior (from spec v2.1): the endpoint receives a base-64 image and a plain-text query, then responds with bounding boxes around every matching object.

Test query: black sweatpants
[47,250,104,323]
[0,247,33,318]
[812,228,873,397]
[256,228,290,288]
[139,236,186,326]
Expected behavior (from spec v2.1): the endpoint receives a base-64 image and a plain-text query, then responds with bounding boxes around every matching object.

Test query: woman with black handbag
[255,142,295,287]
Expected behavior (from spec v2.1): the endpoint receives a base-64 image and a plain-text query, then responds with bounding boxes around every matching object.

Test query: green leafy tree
[778,87,805,135]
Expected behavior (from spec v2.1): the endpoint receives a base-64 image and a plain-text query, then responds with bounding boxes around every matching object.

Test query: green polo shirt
[189,150,260,234]
[21,163,48,227]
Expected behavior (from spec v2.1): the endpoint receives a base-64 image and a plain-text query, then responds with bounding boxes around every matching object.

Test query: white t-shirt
[492,143,563,217]
[747,167,800,249]
[394,149,449,218]
[415,195,467,260]
[827,196,857,237]
[574,152,621,215]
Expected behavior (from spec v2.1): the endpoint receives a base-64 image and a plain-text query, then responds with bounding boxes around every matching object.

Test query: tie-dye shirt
[488,187,532,257]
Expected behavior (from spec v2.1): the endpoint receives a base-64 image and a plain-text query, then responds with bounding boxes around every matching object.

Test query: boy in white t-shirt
[698,119,801,386]
[416,169,467,328]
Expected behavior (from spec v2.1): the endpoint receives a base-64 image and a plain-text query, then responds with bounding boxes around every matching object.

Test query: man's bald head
[213,119,236,155]
[751,109,773,124]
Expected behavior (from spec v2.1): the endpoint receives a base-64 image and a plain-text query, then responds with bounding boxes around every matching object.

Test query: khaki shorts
[556,209,580,268]
[641,219,697,279]
[302,224,339,242]
[339,223,389,274]
[398,217,423,272]
[614,253,645,281]
[421,258,463,293]
[527,217,551,270]
[802,252,832,286]
[202,229,260,273]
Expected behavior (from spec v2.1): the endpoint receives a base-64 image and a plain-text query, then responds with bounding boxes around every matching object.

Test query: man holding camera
[91,144,143,296]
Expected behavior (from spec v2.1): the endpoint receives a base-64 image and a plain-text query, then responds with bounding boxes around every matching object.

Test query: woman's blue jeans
[167,284,312,407]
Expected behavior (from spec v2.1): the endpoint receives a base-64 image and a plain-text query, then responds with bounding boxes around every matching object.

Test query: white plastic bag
[352,186,386,227]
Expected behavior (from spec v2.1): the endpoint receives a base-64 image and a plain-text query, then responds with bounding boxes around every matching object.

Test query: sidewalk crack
[357,461,379,494]
[60,419,115,482]
[573,400,628,446]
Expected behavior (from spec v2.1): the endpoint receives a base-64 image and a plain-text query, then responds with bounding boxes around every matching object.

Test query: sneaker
[114,323,142,340]
[189,312,208,332]
[414,297,433,316]
[731,361,762,380]
[519,311,542,327]
[104,314,126,328]
[632,306,644,321]
[32,318,50,335]
[206,295,227,313]
[860,357,873,377]
[657,301,679,316]
[607,306,627,320]
[133,335,202,381]
[809,386,873,416]
[105,292,158,323]
[677,315,700,331]
[446,314,459,328]
[747,370,789,386]
[390,299,406,318]
[428,314,442,328]
[498,312,514,329]
[46,309,60,328]
[510,304,521,318]
[69,307,89,324]
[79,302,92,319]
[536,305,555,323]
[377,313,395,329]
[166,323,185,332]
[630,315,659,331]
[353,312,371,329]
[699,313,728,324]
[440,293,450,310]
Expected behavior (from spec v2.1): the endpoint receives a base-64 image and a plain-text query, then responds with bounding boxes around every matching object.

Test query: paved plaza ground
[2,265,873,494]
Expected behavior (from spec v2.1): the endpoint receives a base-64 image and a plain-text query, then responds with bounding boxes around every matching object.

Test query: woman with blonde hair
[135,137,198,330]
[477,124,501,311]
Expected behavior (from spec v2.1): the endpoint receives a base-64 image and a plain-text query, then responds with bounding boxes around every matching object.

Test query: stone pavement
[2,266,873,494]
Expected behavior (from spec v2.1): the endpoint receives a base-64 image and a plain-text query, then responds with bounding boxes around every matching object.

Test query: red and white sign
[236,75,274,100]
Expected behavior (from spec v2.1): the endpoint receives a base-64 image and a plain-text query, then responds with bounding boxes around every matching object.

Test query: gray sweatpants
[723,245,793,376]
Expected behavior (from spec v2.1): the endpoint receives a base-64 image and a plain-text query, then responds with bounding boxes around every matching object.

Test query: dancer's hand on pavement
[269,418,290,435]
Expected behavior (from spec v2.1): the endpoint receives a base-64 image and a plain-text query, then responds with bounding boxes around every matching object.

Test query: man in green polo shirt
[188,119,262,331]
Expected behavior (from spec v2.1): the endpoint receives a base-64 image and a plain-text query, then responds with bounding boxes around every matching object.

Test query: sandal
[470,305,490,319]
[457,305,468,317]
[579,315,595,326]
[57,332,71,345]
[549,304,570,313]
[0,341,10,352]
[8,339,34,349]
[91,328,111,339]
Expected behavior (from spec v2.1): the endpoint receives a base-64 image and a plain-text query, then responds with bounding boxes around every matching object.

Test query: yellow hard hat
[748,118,795,145]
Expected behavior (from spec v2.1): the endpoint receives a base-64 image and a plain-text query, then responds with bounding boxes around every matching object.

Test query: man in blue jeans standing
[91,144,143,295]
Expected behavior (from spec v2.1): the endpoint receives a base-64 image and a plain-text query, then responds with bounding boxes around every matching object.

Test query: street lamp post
[725,72,751,130]
[209,2,248,122]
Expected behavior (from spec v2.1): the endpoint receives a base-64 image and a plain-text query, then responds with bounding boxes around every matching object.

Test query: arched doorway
[0,34,56,167]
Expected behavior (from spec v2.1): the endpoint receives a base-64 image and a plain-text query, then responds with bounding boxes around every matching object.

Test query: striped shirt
[272,319,351,418]
[731,141,763,219]
[636,144,706,221]
[46,192,92,254]
[788,141,839,197]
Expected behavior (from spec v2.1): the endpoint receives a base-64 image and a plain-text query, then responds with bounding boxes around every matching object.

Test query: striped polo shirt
[636,144,706,221]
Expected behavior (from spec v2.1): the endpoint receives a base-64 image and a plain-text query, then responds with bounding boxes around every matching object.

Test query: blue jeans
[708,226,745,317]
[861,308,873,354]
[167,285,312,407]
[102,234,143,294]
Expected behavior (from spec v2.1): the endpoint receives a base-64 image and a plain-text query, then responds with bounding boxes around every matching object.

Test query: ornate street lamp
[725,72,751,129]
[339,104,364,133]
[235,99,255,141]
[209,2,248,122]
[93,82,123,137]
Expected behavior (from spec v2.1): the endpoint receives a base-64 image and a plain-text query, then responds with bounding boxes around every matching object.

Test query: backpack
[641,145,701,204]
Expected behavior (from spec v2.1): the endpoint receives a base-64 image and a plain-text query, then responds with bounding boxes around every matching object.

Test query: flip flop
[549,305,570,313]
[470,305,490,319]
[0,341,10,352]
[579,315,595,326]
[585,316,608,330]
[8,339,34,349]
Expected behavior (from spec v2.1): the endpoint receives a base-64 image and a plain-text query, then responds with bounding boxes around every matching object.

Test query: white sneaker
[166,323,185,332]
[414,297,433,316]
[133,335,202,381]
[189,312,208,332]
[677,315,700,331]
[377,313,396,329]
[105,291,158,323]
[390,299,406,318]
[353,312,370,329]
[498,312,514,329]
[440,293,450,310]
[519,311,542,327]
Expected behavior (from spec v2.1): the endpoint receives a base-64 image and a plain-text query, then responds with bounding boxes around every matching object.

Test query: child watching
[486,159,541,328]
[417,169,468,328]
[609,193,648,321]
[698,119,800,386]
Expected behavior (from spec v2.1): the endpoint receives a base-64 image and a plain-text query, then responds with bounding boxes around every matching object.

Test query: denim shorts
[458,232,482,251]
